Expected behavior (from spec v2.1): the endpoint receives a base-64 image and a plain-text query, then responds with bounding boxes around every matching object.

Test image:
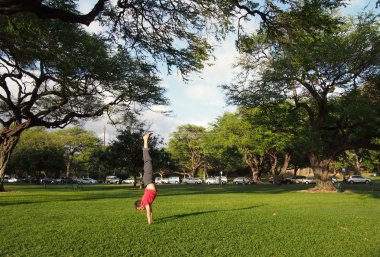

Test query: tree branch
[0,0,107,26]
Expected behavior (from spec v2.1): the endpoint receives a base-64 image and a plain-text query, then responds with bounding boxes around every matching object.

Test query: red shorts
[141,189,157,208]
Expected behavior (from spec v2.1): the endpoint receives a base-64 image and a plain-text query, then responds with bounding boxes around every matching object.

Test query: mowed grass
[1,182,379,257]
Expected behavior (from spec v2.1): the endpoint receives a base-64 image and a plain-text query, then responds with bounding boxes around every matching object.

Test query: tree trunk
[353,153,361,175]
[268,153,280,184]
[65,154,75,177]
[293,167,298,177]
[0,135,21,192]
[309,153,335,191]
[280,152,291,174]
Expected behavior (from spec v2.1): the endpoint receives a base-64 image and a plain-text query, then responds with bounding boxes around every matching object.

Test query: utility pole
[103,125,106,148]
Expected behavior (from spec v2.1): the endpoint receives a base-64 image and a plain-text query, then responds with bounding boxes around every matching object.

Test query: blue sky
[81,0,379,143]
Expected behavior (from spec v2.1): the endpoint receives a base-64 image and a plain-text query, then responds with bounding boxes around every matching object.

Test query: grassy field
[1,181,379,257]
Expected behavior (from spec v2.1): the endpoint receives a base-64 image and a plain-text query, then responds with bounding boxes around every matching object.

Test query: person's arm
[145,204,153,224]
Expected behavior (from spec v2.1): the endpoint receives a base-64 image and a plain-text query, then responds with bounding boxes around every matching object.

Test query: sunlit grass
[1,183,379,257]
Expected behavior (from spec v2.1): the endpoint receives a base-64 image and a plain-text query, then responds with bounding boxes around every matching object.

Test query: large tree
[6,127,65,179]
[0,0,270,191]
[223,8,380,190]
[51,127,101,177]
[167,124,206,177]
[102,128,163,186]
[210,110,294,182]
[0,0,271,75]
[0,1,351,191]
[0,12,167,191]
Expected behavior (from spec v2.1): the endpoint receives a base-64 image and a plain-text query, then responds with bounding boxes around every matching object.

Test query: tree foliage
[51,127,101,177]
[6,127,65,179]
[167,124,206,177]
[222,8,380,189]
[0,5,166,190]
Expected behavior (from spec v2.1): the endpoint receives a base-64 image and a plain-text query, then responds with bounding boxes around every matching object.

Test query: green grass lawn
[1,182,379,257]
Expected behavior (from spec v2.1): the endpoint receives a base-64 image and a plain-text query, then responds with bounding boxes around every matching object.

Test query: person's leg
[142,132,154,186]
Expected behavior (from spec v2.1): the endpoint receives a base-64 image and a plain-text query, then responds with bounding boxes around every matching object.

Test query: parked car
[182,177,202,184]
[205,176,227,185]
[78,178,98,184]
[52,178,62,184]
[233,177,253,185]
[346,175,372,184]
[7,178,18,183]
[61,177,77,184]
[155,177,169,184]
[105,176,121,184]
[290,176,306,184]
[301,176,316,184]
[205,177,221,185]
[4,174,10,182]
[40,178,54,184]
[269,176,293,184]
[167,176,180,184]
[122,178,137,184]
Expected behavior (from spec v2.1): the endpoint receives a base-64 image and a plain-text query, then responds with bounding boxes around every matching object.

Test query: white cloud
[184,83,225,107]
[142,110,181,141]
[84,118,117,144]
[344,0,374,7]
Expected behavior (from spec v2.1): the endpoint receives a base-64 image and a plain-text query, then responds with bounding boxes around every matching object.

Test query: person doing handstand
[134,132,157,224]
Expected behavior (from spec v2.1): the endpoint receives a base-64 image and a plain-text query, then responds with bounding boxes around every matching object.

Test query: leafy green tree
[0,0,260,75]
[0,0,263,191]
[51,127,101,177]
[209,112,263,181]
[6,127,65,179]
[0,11,165,190]
[102,128,163,185]
[203,129,244,179]
[167,124,206,177]
[240,106,298,182]
[223,9,380,190]
[154,149,178,179]
[361,149,380,175]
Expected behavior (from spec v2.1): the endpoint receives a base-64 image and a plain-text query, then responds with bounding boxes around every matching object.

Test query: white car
[4,175,10,182]
[122,178,136,184]
[205,176,226,185]
[182,177,202,184]
[155,177,169,184]
[105,176,121,184]
[167,176,180,184]
[301,177,316,184]
[7,178,18,183]
[205,177,220,185]
[78,178,98,184]
[346,175,372,184]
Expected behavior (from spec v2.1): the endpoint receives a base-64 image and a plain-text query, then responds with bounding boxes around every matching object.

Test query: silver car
[346,175,372,184]
[105,176,121,184]
[155,177,169,184]
[122,178,136,184]
[205,177,220,185]
[291,176,306,184]
[233,177,253,185]
[301,177,316,184]
[182,177,202,184]
[78,178,98,184]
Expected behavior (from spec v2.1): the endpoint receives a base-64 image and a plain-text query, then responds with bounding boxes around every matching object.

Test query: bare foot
[143,131,153,141]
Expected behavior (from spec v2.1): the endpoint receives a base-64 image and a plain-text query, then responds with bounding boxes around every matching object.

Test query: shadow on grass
[340,183,380,199]
[154,205,264,224]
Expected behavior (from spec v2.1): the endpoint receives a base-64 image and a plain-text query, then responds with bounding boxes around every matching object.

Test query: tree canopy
[222,8,380,190]
[167,124,206,177]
